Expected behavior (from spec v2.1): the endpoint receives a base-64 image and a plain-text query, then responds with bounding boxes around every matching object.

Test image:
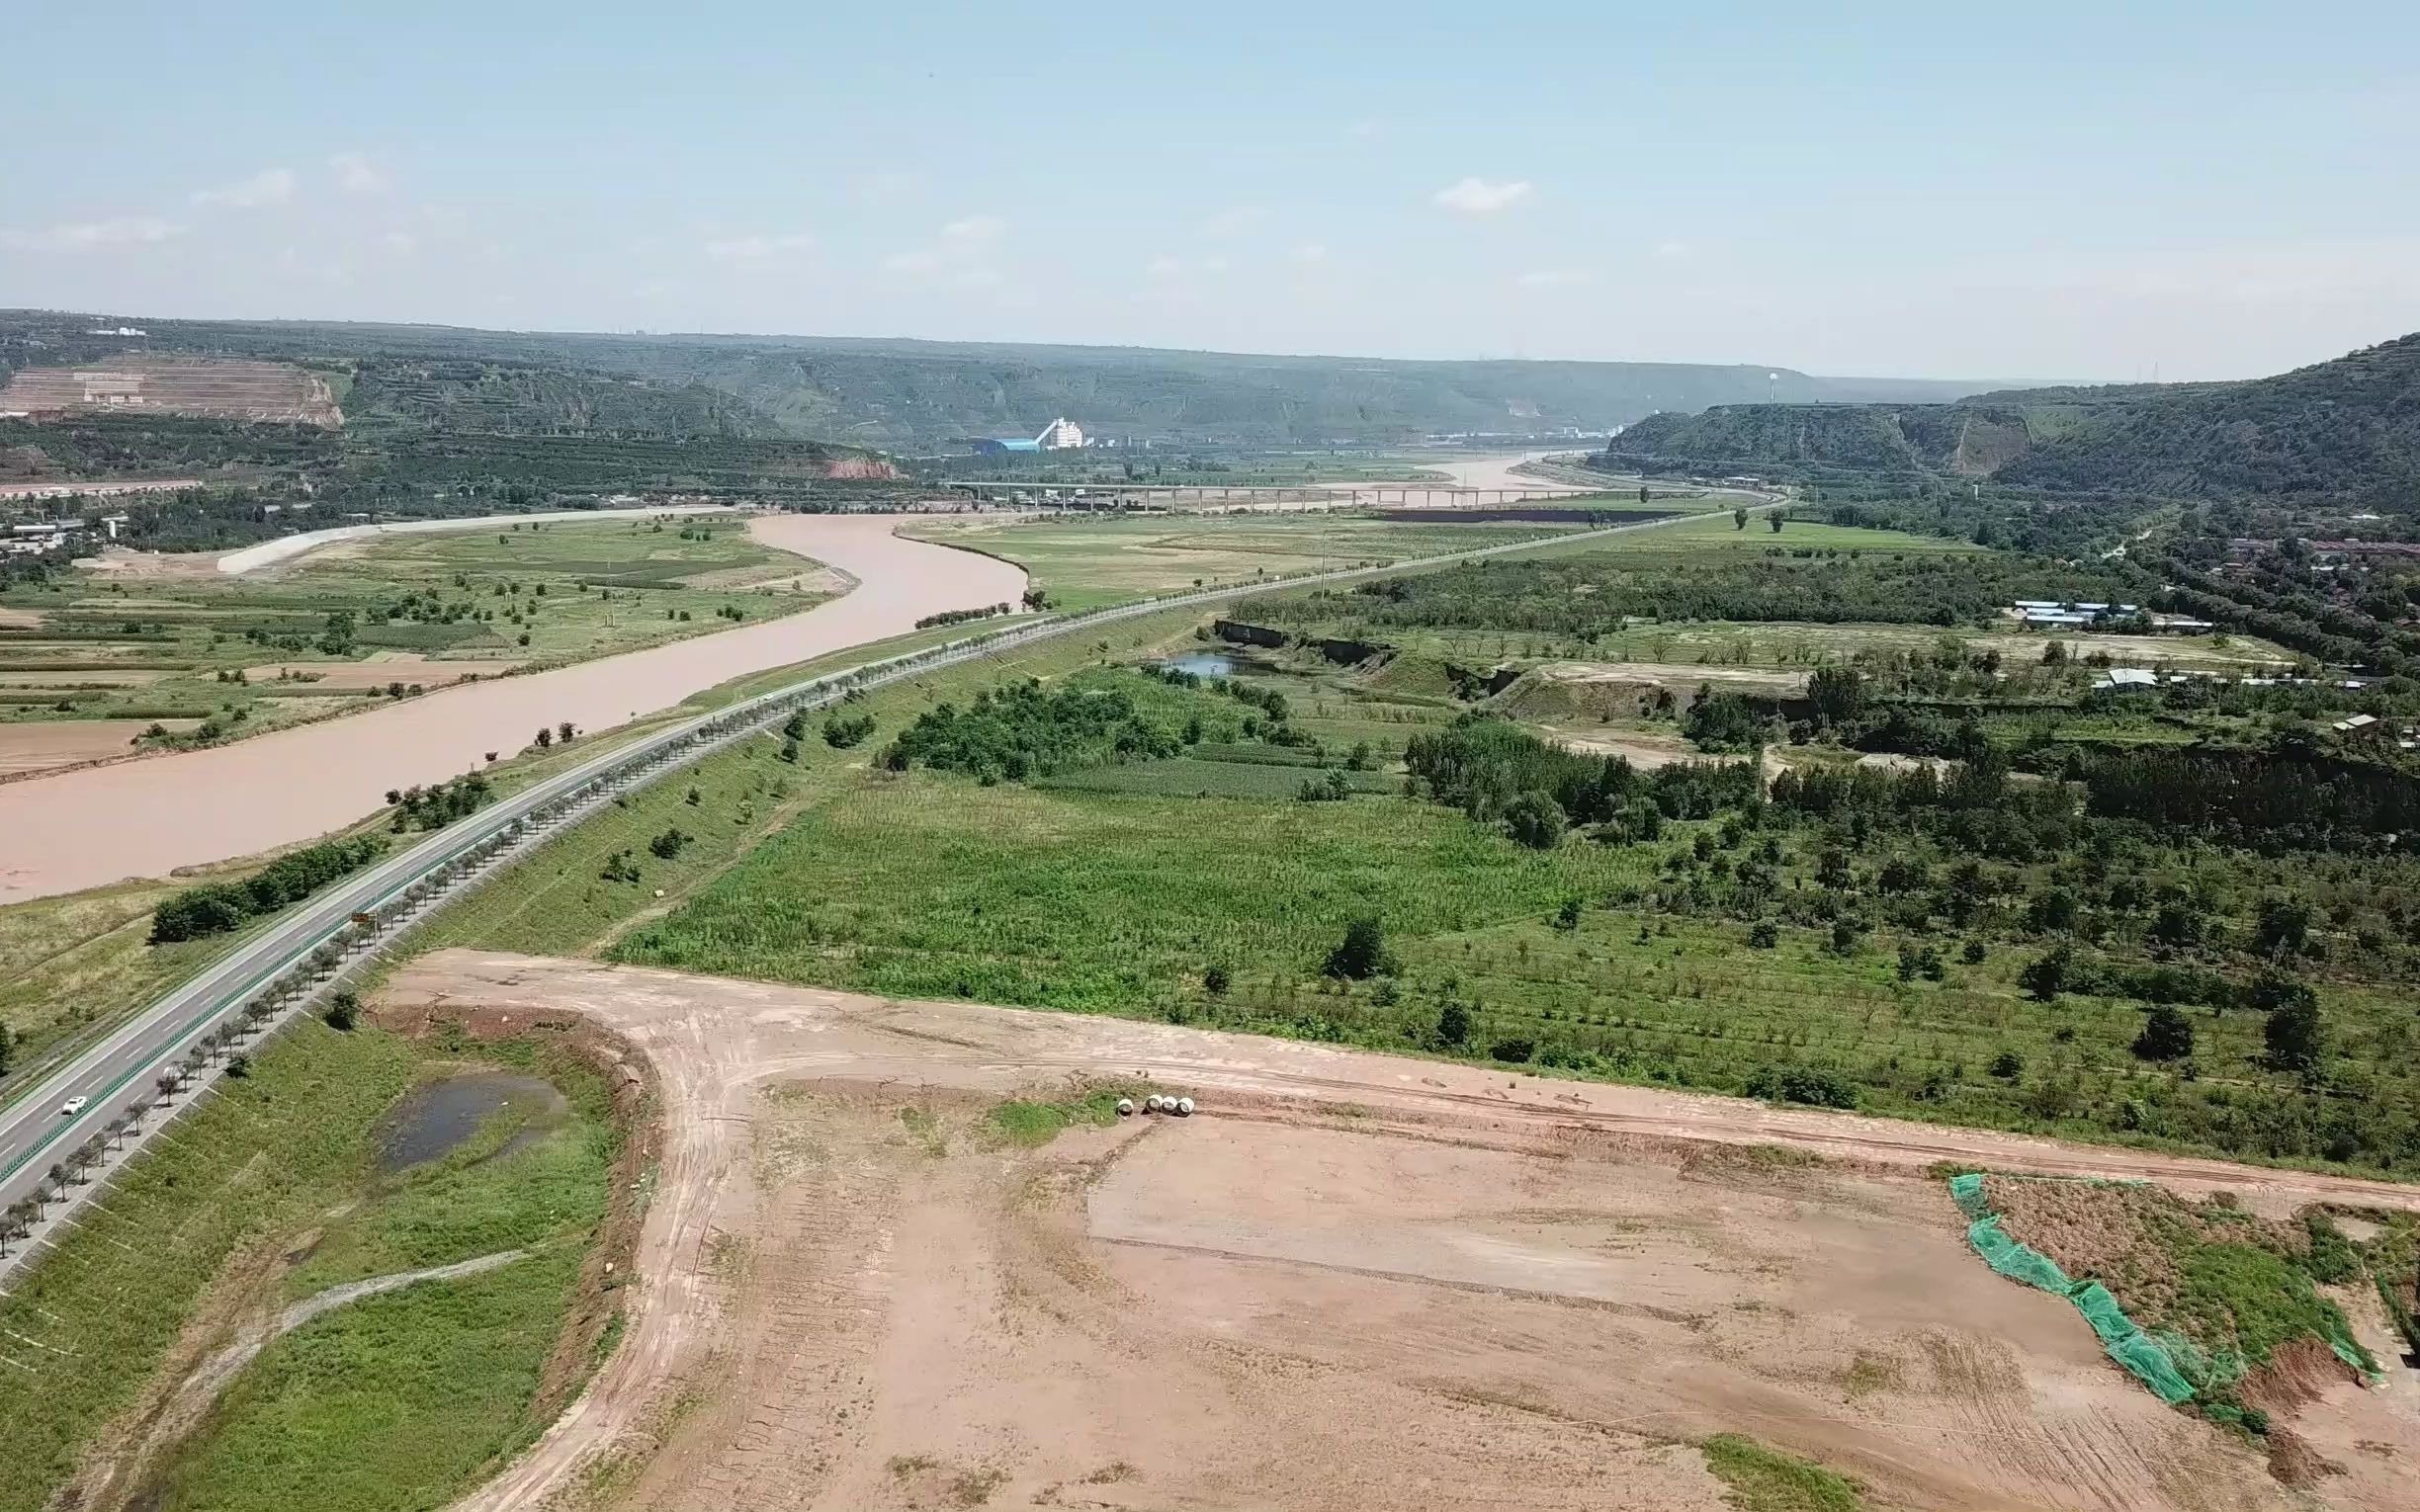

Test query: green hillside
[1,310,1981,448]
[1602,333,2420,503]
[344,357,790,440]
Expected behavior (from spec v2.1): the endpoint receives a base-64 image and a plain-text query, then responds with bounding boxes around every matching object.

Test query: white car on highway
[58,1095,89,1117]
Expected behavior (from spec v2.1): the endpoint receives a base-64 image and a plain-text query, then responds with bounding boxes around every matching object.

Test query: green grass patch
[1036,754,1396,799]
[984,1085,1140,1147]
[901,511,1589,608]
[1702,1433,1866,1511]
[2170,1240,2374,1373]
[419,608,1212,960]
[612,776,1653,1017]
[0,1024,620,1512]
[144,1250,585,1512]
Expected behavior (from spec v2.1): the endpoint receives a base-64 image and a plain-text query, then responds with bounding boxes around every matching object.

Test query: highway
[0,498,1766,1271]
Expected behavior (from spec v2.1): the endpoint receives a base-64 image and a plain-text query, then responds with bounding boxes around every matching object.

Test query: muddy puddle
[379,1072,569,1172]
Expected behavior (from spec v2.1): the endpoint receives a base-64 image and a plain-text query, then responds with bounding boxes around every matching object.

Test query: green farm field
[0,514,827,757]
[899,510,1594,610]
[1313,617,2299,675]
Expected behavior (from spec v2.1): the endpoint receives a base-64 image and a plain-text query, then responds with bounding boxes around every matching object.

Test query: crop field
[0,515,828,769]
[1219,520,2296,676]
[0,1018,626,1512]
[1332,618,2299,675]
[898,510,1590,610]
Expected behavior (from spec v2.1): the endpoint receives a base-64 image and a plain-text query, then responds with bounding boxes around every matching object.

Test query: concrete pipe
[1145,1095,1166,1113]
[1175,1097,1195,1117]
[1116,1098,1135,1117]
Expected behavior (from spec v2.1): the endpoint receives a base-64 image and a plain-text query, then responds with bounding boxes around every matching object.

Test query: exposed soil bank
[0,517,1025,903]
[0,717,200,774]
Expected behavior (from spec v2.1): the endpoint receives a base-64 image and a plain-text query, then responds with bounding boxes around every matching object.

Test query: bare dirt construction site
[383,951,2420,1512]
[0,356,342,426]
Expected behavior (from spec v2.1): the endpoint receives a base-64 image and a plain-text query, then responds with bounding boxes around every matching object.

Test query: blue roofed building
[970,417,1085,456]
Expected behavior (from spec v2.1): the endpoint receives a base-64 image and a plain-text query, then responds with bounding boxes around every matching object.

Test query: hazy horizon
[7,2,2415,383]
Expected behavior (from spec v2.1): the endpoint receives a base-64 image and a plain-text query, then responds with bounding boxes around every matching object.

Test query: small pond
[378,1072,569,1172]
[1165,651,1237,677]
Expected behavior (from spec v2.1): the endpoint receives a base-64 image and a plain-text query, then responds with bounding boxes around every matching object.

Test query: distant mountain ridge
[1602,334,2420,502]
[0,310,1983,448]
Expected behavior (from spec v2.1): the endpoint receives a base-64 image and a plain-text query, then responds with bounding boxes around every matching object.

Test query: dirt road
[0,517,1024,903]
[385,951,2419,1512]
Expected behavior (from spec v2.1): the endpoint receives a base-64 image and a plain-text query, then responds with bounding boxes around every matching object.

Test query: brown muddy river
[0,515,1025,903]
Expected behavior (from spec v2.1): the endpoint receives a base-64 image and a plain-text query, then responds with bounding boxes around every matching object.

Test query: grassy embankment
[0,514,824,745]
[0,1021,623,1512]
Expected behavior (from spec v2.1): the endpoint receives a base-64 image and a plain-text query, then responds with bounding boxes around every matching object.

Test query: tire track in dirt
[387,951,2414,1512]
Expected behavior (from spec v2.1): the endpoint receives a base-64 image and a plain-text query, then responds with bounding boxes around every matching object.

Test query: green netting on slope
[2330,1339,2375,1376]
[2149,1327,2247,1394]
[1952,1181,2198,1405]
[1967,1216,2077,1293]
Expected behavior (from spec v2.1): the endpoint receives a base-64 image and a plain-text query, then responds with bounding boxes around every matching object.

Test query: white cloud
[1201,205,1264,238]
[1345,118,1384,139]
[1144,254,1233,284]
[884,216,1011,293]
[704,230,816,264]
[1654,239,1690,259]
[0,216,185,252]
[1517,269,1593,289]
[329,153,389,195]
[854,169,919,201]
[1289,242,1332,266]
[1432,177,1533,216]
[192,167,297,209]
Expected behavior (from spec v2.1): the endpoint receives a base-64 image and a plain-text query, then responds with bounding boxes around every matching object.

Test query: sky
[5,2,2416,382]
